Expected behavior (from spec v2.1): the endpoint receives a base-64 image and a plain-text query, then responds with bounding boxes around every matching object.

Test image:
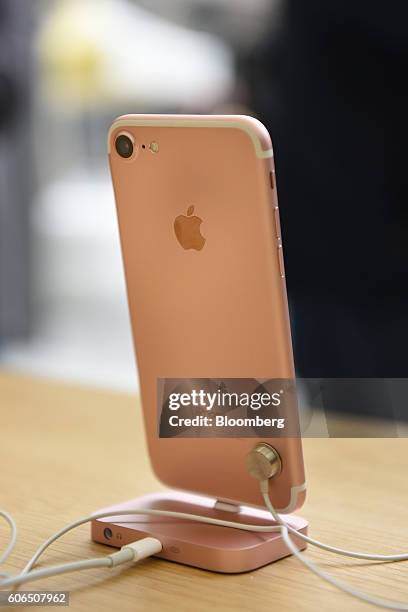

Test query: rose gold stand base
[91,491,308,573]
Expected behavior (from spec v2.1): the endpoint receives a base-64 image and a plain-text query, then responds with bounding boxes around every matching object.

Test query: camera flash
[149,141,159,153]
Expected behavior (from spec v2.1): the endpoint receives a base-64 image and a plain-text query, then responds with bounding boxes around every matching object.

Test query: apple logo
[174,205,206,251]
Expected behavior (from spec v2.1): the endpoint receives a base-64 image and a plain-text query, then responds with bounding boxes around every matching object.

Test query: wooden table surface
[1,371,407,611]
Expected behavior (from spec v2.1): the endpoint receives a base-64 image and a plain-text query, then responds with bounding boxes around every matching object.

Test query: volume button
[274,207,281,240]
[277,245,285,278]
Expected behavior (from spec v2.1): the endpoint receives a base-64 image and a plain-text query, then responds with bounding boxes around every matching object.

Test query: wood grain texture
[0,371,407,611]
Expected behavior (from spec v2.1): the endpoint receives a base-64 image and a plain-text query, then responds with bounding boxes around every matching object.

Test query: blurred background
[1,0,408,426]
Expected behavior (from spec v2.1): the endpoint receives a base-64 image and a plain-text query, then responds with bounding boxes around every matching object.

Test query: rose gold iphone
[108,115,305,512]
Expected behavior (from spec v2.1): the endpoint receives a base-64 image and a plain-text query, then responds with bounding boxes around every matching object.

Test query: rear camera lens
[115,134,134,158]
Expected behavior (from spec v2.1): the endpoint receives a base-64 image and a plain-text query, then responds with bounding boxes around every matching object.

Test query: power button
[277,245,285,278]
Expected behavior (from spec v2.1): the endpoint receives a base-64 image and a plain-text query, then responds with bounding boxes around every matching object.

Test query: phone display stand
[91,491,308,573]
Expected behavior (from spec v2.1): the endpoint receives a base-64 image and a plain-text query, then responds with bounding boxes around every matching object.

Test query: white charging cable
[2,490,408,609]
[0,506,162,589]
[0,511,17,580]
[0,539,163,589]
[258,481,408,611]
[0,505,283,589]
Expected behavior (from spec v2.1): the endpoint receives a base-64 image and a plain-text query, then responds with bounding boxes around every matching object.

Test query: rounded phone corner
[107,114,273,159]
[107,115,131,154]
[231,115,273,158]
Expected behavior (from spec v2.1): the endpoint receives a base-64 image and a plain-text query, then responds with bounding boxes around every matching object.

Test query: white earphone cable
[259,482,408,561]
[261,483,408,611]
[1,487,408,609]
[0,506,282,589]
[0,511,17,567]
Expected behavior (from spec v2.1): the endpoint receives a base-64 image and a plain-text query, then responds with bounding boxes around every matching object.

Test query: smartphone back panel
[109,115,305,511]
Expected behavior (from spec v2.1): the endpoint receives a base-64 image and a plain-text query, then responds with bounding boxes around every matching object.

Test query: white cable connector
[121,538,163,563]
[18,507,282,579]
[2,481,408,609]
[0,537,162,590]
[0,507,282,591]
